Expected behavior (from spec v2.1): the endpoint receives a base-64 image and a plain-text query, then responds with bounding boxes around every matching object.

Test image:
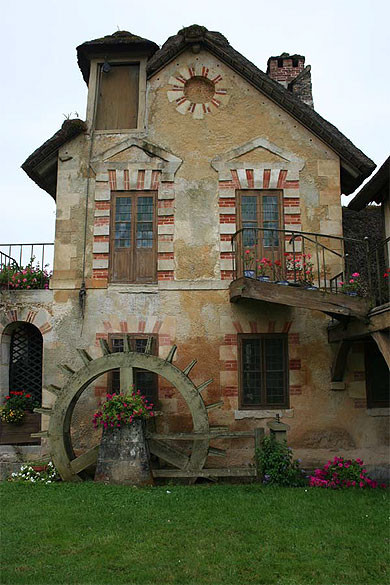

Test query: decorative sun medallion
[167,66,228,119]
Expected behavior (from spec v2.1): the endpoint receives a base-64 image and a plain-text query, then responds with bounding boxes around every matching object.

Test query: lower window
[109,334,158,404]
[238,334,289,408]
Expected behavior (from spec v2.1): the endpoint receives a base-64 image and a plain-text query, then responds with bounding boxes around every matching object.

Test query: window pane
[115,198,131,249]
[264,338,285,405]
[242,196,257,248]
[136,197,153,249]
[262,196,279,247]
[242,338,262,405]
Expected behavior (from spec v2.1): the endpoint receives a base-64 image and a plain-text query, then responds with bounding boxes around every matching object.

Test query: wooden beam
[372,331,390,369]
[230,277,371,320]
[146,431,255,440]
[70,445,99,474]
[77,348,93,365]
[328,309,390,343]
[331,340,352,382]
[152,468,256,478]
[148,439,190,470]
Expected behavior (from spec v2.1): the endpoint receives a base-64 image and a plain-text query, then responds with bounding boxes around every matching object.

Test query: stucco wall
[1,47,388,478]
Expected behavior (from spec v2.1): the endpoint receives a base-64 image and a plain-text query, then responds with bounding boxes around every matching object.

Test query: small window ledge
[108,284,158,294]
[366,408,390,417]
[234,409,294,420]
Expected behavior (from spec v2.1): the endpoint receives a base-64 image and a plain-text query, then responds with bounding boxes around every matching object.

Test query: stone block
[158,225,174,235]
[93,225,110,236]
[94,208,110,217]
[158,259,175,271]
[93,258,109,269]
[219,223,237,234]
[158,241,174,253]
[220,258,233,271]
[219,345,238,361]
[93,242,109,254]
[348,381,366,399]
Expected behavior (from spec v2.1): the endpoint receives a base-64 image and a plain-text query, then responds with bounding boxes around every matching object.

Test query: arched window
[9,323,42,404]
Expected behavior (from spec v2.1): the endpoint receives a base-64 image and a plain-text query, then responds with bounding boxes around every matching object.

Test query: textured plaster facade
[1,33,388,478]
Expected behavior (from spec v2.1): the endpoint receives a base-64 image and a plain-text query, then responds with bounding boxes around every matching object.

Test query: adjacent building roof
[348,156,389,210]
[21,119,87,198]
[77,30,159,84]
[147,25,375,194]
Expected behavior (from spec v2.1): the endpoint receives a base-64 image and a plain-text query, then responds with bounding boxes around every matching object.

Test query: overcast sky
[1,0,389,247]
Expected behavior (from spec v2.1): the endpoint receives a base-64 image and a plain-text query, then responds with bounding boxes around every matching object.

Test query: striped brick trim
[92,170,176,285]
[218,167,302,280]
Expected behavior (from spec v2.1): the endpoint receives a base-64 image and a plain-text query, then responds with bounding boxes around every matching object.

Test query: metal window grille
[9,324,42,403]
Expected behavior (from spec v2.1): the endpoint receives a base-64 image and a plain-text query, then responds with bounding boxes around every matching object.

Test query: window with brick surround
[237,190,283,267]
[109,191,157,283]
[109,334,158,404]
[365,340,390,408]
[238,334,289,408]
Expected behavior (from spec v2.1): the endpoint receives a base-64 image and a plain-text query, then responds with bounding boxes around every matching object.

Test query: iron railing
[231,227,374,298]
[371,236,390,306]
[0,243,54,290]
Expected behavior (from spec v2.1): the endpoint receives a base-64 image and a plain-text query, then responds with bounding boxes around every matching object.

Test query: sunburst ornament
[167,66,228,119]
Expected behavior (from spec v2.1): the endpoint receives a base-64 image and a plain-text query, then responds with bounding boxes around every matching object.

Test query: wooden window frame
[236,189,284,276]
[365,340,390,409]
[109,191,157,284]
[238,333,289,409]
[87,57,147,132]
[95,62,140,131]
[108,333,159,404]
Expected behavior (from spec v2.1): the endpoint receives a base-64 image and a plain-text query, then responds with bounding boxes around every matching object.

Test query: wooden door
[237,190,283,275]
[110,192,157,283]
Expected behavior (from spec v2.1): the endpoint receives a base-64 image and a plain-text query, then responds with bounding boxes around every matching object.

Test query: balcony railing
[0,243,54,290]
[231,227,387,305]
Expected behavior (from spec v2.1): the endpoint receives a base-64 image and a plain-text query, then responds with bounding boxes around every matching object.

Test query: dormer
[77,31,159,132]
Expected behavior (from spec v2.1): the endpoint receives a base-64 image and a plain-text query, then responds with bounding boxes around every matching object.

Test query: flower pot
[0,412,41,445]
[257,275,270,282]
[244,270,255,278]
[94,419,153,486]
[31,465,48,472]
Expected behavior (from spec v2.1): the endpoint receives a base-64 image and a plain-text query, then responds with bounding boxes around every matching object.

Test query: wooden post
[254,427,264,481]
[120,366,134,392]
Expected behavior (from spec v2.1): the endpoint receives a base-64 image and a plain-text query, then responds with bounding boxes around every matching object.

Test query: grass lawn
[0,482,389,585]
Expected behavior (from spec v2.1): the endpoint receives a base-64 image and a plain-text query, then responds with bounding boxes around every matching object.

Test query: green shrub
[257,434,306,487]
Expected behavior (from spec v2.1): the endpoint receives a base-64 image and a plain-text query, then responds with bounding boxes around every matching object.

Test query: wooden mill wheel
[34,338,224,482]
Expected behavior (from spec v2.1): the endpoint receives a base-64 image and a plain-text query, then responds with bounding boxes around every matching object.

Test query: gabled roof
[77,30,159,84]
[147,25,375,194]
[21,119,87,199]
[348,156,389,210]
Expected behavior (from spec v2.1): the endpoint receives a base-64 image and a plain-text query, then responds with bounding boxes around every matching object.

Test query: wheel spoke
[120,366,134,391]
[148,439,190,470]
[70,445,99,474]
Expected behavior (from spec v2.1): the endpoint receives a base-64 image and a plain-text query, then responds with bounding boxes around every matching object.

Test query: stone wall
[1,45,388,479]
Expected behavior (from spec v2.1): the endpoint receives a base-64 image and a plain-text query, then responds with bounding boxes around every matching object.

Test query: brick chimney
[266,53,314,109]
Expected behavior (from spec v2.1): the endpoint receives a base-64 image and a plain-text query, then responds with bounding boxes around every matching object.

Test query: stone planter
[94,419,153,486]
[0,412,41,445]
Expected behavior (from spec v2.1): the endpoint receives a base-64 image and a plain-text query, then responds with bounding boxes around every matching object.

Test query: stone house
[1,25,388,480]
